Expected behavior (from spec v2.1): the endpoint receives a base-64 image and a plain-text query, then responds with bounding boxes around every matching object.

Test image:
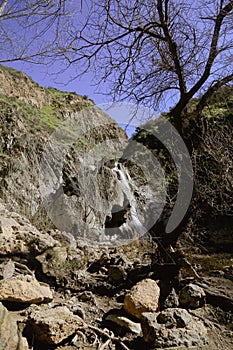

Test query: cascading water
[111,162,147,237]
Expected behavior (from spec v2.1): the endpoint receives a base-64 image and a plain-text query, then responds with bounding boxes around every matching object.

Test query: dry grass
[187,252,233,275]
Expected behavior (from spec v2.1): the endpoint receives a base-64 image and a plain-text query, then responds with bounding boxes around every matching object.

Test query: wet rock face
[105,204,129,228]
[0,66,132,246]
[0,66,163,247]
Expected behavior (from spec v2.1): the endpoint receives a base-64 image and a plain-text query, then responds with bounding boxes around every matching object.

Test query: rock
[0,66,128,246]
[99,251,110,267]
[123,278,160,319]
[179,283,206,309]
[28,305,84,344]
[68,305,86,319]
[108,265,127,284]
[105,312,142,334]
[0,275,53,304]
[0,302,29,350]
[163,288,179,309]
[36,246,68,275]
[196,278,233,312]
[141,308,208,348]
[36,245,86,284]
[78,291,97,305]
[49,229,77,248]
[157,308,192,328]
[1,260,15,279]
[0,217,19,236]
[0,205,57,256]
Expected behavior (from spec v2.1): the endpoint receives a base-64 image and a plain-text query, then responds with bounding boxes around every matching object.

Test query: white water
[113,162,147,236]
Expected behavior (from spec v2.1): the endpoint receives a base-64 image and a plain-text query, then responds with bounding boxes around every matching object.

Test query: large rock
[123,278,160,319]
[0,275,53,304]
[0,204,57,256]
[28,305,84,344]
[0,302,29,350]
[141,308,208,348]
[36,245,86,284]
[179,283,206,309]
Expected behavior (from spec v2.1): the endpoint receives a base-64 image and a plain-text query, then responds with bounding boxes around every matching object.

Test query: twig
[88,324,130,350]
[91,332,99,346]
[76,330,87,343]
[98,338,112,350]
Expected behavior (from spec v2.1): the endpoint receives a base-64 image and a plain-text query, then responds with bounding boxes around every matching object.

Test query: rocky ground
[0,203,233,350]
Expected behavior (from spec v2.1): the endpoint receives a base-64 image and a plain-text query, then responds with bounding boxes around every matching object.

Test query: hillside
[133,88,233,250]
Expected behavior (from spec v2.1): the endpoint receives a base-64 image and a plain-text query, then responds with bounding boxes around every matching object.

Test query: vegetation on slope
[132,86,233,248]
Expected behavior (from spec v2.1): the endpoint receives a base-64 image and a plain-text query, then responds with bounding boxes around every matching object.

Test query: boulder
[28,305,84,344]
[0,216,19,236]
[179,283,206,309]
[0,302,29,350]
[141,308,208,348]
[36,246,86,284]
[0,275,53,304]
[124,278,160,319]
[0,205,57,256]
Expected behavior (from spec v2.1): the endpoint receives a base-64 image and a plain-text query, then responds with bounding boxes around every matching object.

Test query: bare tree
[1,1,232,129]
[0,1,81,64]
[54,0,233,130]
[0,1,7,16]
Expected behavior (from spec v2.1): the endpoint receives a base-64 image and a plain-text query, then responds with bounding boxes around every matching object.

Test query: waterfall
[112,162,147,236]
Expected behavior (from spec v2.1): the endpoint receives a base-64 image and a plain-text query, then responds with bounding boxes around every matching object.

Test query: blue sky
[1,0,162,136]
[1,2,112,104]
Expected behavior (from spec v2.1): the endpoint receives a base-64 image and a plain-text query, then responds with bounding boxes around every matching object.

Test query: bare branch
[157,0,187,96]
[0,0,233,128]
[188,1,233,98]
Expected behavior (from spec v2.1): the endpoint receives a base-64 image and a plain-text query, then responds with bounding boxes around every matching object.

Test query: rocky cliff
[0,65,163,246]
[0,66,133,244]
[0,65,232,350]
